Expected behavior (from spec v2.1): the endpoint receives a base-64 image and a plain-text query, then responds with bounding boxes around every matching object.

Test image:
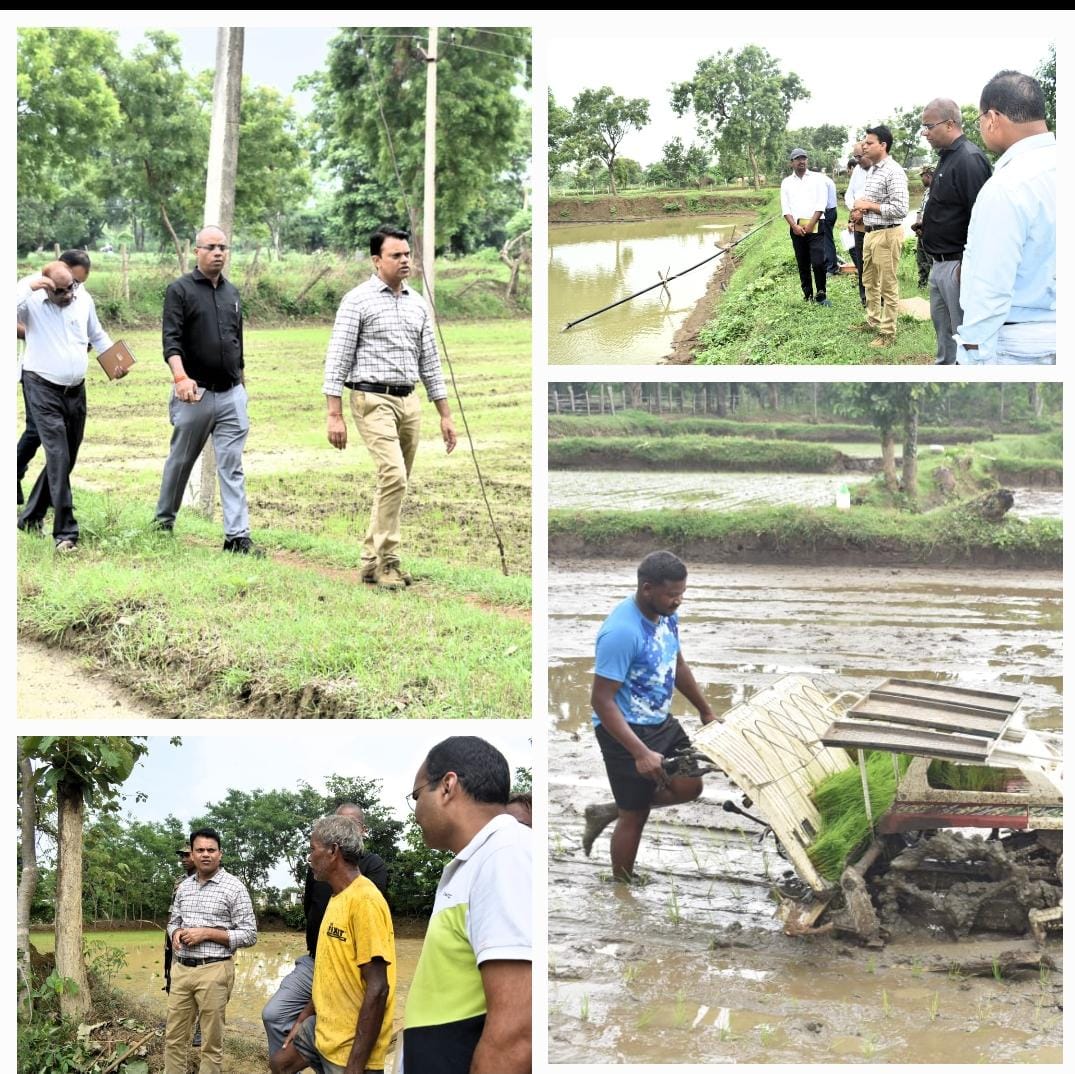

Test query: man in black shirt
[919,100,992,364]
[154,225,261,553]
[261,802,389,1059]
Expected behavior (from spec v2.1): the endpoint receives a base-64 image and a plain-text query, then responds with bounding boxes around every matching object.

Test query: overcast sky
[103,725,531,885]
[548,26,1053,165]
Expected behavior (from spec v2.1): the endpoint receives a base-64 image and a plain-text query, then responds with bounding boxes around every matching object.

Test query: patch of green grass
[549,434,844,472]
[18,323,530,717]
[548,503,1061,566]
[548,410,993,445]
[692,191,937,365]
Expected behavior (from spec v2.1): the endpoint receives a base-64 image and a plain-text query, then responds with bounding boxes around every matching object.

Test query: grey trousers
[262,954,315,1059]
[929,259,963,365]
[155,384,250,538]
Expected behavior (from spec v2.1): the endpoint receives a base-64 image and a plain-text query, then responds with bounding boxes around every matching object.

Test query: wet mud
[548,560,1062,1063]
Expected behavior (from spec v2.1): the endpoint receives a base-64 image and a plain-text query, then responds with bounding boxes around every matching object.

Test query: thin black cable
[359,34,510,577]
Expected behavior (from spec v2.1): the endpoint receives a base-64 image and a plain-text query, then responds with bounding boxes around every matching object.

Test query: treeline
[27,769,531,925]
[550,44,1054,195]
[18,27,530,260]
[549,382,1060,428]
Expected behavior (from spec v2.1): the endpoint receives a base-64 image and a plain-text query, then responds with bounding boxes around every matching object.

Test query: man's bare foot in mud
[582,802,619,856]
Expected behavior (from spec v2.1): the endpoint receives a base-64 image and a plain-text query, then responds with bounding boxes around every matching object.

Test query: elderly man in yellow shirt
[270,815,395,1074]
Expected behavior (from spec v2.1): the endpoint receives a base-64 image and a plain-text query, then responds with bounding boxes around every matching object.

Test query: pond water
[549,215,749,364]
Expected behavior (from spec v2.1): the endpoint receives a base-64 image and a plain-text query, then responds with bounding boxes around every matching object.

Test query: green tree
[569,86,649,196]
[661,138,711,188]
[311,27,530,251]
[672,45,809,189]
[785,124,848,173]
[1036,43,1055,132]
[548,90,578,179]
[19,737,149,1020]
[106,30,210,264]
[870,105,925,168]
[958,105,989,155]
[388,818,453,916]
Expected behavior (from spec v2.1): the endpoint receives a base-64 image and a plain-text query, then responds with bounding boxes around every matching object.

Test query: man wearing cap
[852,125,909,348]
[322,225,457,590]
[780,149,830,305]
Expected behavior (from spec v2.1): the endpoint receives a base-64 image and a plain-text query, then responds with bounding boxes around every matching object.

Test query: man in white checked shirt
[323,226,457,590]
[164,828,257,1074]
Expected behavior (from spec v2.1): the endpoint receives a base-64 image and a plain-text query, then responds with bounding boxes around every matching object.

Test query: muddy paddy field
[547,560,1062,1064]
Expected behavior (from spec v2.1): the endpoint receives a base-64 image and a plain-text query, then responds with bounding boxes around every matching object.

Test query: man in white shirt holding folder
[16,259,115,549]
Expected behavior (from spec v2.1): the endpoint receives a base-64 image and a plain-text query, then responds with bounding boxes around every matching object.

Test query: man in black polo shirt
[261,802,389,1060]
[919,99,992,364]
[154,224,261,554]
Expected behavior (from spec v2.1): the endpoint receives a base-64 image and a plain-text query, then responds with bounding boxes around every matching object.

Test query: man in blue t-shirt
[583,550,717,880]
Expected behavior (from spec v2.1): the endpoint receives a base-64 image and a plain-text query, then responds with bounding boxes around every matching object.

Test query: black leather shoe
[223,536,265,557]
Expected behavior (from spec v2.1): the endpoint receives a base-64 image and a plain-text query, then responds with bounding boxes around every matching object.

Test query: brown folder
[96,339,136,380]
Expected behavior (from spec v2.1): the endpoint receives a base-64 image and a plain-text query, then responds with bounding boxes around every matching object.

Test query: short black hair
[59,250,91,272]
[637,550,687,586]
[189,827,221,850]
[980,70,1046,124]
[865,125,893,154]
[370,226,410,256]
[921,166,934,176]
[425,736,510,805]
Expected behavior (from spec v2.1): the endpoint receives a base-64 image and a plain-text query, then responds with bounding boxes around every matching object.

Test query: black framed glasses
[920,120,950,132]
[405,778,438,811]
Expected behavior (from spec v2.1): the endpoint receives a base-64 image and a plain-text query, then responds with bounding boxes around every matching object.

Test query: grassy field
[547,410,996,444]
[549,434,845,472]
[17,321,531,718]
[692,189,940,364]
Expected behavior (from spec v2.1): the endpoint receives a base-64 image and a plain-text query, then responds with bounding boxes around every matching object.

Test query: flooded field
[33,925,425,1063]
[549,470,866,511]
[549,216,747,364]
[547,560,1062,1064]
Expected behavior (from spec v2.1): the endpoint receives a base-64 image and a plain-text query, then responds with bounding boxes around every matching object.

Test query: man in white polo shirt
[780,148,830,306]
[403,737,531,1074]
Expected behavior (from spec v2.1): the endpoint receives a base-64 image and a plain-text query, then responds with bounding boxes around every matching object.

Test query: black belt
[176,955,231,967]
[930,253,962,262]
[202,382,240,393]
[864,223,902,232]
[346,381,414,397]
[24,370,85,395]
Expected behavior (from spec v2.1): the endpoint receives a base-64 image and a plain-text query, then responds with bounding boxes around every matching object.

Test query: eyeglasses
[50,281,80,297]
[976,110,995,127]
[197,243,229,252]
[405,778,439,811]
[920,120,950,132]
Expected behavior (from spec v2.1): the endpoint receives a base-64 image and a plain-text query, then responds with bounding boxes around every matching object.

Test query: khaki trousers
[862,227,903,337]
[163,959,235,1074]
[350,390,423,568]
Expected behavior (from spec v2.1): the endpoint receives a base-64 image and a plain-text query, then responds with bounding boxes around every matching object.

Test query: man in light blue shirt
[956,70,1055,364]
[582,550,716,880]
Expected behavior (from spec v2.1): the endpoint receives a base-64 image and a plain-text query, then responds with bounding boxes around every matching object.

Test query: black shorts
[595,715,691,811]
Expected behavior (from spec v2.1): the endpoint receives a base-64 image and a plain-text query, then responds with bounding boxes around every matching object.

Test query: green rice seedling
[758,1024,775,1047]
[636,1007,656,1029]
[672,992,689,1028]
[666,883,682,925]
[579,994,590,1022]
[865,955,877,975]
[862,1036,877,1059]
[881,989,891,1017]
[927,992,940,1021]
[991,957,1003,982]
[947,962,965,982]
[807,753,912,880]
[910,958,924,978]
[1039,965,1052,990]
[623,963,640,985]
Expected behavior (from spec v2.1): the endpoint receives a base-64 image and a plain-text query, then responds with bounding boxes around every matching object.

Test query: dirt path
[17,638,155,718]
[666,252,735,363]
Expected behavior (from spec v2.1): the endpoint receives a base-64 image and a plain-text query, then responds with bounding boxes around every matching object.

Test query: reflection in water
[548,563,1062,730]
[549,215,750,363]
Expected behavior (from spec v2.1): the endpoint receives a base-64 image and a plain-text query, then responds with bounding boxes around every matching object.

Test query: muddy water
[547,560,1061,1064]
[35,925,425,1058]
[1009,489,1064,519]
[549,470,868,512]
[549,216,748,364]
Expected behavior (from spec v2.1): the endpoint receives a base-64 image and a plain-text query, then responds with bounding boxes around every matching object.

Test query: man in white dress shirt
[16,260,114,548]
[779,149,830,306]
